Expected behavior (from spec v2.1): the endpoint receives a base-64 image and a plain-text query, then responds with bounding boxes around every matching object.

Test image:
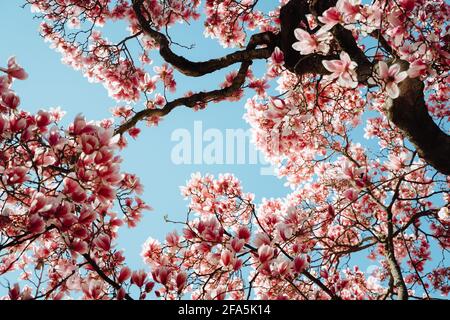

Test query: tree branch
[82,253,133,300]
[385,67,450,175]
[279,0,449,175]
[114,25,277,136]
[132,0,275,77]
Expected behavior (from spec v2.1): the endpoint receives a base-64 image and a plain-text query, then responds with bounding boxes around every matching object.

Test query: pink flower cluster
[0,58,151,300]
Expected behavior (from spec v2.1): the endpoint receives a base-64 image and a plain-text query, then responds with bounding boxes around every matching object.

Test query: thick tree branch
[82,253,133,300]
[330,24,373,81]
[115,60,252,135]
[385,71,450,176]
[384,229,408,300]
[132,0,275,77]
[279,0,334,75]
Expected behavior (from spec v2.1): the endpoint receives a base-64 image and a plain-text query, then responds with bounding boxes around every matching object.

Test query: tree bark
[385,75,450,176]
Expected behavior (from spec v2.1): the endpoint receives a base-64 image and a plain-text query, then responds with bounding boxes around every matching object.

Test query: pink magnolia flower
[254,232,271,247]
[118,267,131,283]
[344,188,359,201]
[78,207,96,225]
[322,51,358,88]
[165,230,180,246]
[94,234,111,251]
[0,115,8,134]
[47,126,63,147]
[399,0,416,11]
[63,178,87,203]
[30,192,53,214]
[277,223,293,241]
[80,134,99,155]
[1,92,20,109]
[154,93,166,106]
[27,214,46,233]
[131,270,147,287]
[407,60,427,78]
[233,258,243,271]
[276,260,291,276]
[0,57,28,80]
[8,284,21,300]
[438,207,449,222]
[69,239,88,254]
[318,7,342,30]
[73,114,87,135]
[231,237,245,252]
[4,167,28,185]
[96,184,116,202]
[35,110,52,128]
[237,226,251,241]
[377,61,408,99]
[176,272,187,292]
[117,288,126,300]
[221,249,234,266]
[249,78,269,97]
[9,117,27,133]
[336,0,361,22]
[152,266,169,285]
[270,47,284,65]
[257,244,274,263]
[82,280,103,299]
[145,281,155,293]
[292,28,330,55]
[293,255,308,273]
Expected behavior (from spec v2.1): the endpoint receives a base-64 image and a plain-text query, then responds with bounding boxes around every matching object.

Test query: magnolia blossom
[377,61,408,99]
[318,7,342,30]
[318,0,361,29]
[337,0,361,22]
[292,28,330,55]
[322,51,358,88]
[407,60,428,78]
[0,57,28,80]
[438,207,449,222]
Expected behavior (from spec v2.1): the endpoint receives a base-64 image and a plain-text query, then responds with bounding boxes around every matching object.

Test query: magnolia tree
[0,0,449,300]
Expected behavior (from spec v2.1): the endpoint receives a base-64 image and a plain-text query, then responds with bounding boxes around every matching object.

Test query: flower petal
[292,41,305,53]
[388,64,401,77]
[339,51,351,63]
[386,82,400,99]
[378,61,388,79]
[322,60,343,73]
[395,71,408,83]
[294,28,310,41]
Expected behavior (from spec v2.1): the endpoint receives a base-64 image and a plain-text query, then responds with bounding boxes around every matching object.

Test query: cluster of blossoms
[141,173,321,299]
[204,0,277,47]
[26,0,450,110]
[30,0,200,130]
[290,0,449,98]
[0,58,151,300]
[245,71,366,186]
[239,0,449,299]
[142,152,448,299]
